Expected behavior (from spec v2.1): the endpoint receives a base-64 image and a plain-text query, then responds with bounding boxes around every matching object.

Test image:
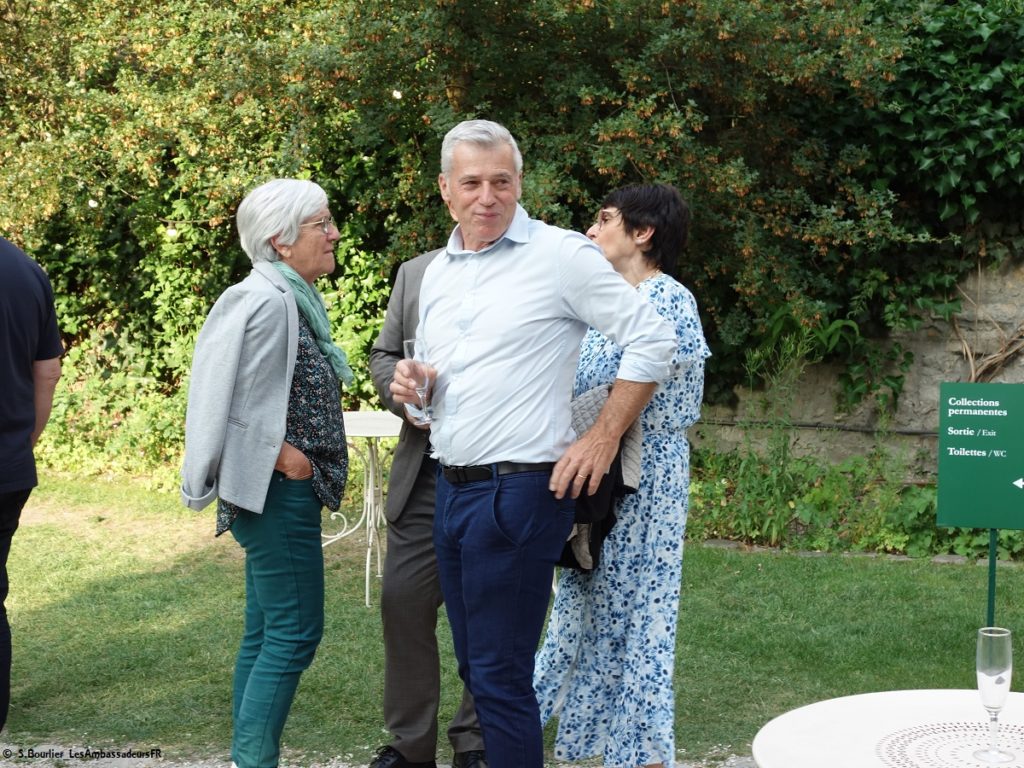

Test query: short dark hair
[601,183,690,278]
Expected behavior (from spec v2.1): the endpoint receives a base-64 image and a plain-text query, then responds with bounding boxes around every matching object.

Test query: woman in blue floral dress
[534,184,710,768]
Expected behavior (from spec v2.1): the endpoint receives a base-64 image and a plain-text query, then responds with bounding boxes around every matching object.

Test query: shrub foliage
[1,0,1022,482]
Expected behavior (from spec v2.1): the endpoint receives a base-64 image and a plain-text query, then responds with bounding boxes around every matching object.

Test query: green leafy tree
[1,0,1021,475]
[335,0,931,406]
[1,0,386,474]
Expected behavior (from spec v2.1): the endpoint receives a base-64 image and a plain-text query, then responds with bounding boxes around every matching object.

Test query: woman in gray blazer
[181,178,351,768]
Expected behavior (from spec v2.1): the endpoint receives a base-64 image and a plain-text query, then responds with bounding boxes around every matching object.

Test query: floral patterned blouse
[216,314,349,535]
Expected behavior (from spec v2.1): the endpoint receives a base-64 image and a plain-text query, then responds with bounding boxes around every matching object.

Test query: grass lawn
[5,475,1023,766]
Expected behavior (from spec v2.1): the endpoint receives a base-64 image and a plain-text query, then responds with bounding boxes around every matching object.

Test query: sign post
[938,383,1024,626]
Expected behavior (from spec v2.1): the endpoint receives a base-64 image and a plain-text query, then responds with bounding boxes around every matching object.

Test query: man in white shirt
[390,120,676,768]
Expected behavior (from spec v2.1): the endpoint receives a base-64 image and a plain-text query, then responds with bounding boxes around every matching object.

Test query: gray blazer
[369,249,440,522]
[180,263,299,514]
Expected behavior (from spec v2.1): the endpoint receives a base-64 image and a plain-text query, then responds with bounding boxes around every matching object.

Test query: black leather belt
[441,462,555,484]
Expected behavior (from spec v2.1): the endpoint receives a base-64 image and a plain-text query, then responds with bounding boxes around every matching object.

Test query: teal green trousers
[230,473,324,768]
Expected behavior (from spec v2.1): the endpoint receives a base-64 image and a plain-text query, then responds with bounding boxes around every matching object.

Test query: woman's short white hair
[236,178,329,265]
[440,120,523,177]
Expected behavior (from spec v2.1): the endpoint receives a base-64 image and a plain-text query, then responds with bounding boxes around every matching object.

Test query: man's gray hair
[440,120,523,177]
[236,178,329,265]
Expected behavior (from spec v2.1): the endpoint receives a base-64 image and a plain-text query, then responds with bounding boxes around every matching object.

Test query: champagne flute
[975,626,1014,764]
[402,338,432,425]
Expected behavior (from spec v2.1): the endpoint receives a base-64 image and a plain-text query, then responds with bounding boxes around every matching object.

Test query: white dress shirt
[418,204,676,466]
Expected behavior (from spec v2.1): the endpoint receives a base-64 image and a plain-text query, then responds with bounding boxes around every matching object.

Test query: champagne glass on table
[402,338,433,426]
[976,626,1014,764]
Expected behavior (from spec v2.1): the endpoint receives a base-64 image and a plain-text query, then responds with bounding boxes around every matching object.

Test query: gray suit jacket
[369,249,440,522]
[180,263,299,514]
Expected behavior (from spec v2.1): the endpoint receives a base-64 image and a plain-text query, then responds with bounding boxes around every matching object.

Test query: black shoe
[452,751,488,768]
[368,745,437,768]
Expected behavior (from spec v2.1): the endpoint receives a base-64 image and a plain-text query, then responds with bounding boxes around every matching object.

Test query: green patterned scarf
[271,261,354,387]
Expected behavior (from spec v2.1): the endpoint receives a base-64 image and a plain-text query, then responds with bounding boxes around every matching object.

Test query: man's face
[438,142,522,252]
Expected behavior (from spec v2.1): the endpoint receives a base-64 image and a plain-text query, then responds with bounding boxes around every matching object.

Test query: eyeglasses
[593,209,621,231]
[300,215,336,234]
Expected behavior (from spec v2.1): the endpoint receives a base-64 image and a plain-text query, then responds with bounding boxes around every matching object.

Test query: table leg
[322,437,389,607]
[363,440,377,607]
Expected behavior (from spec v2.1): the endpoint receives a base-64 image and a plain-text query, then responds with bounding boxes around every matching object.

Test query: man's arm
[370,258,435,427]
[549,239,677,499]
[550,379,655,500]
[30,357,61,447]
[368,264,408,419]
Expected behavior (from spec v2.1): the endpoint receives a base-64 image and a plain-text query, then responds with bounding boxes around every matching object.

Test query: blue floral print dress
[534,273,710,768]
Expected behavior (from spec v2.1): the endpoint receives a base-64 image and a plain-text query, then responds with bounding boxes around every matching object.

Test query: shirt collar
[445,204,530,256]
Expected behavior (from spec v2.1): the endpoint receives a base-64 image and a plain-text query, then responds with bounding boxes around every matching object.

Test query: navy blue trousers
[0,488,29,732]
[434,468,574,768]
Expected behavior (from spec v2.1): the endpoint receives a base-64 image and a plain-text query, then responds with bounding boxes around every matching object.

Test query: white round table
[753,689,1024,768]
[322,410,403,606]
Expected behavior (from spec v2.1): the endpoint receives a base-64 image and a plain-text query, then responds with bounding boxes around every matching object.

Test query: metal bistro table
[752,689,1024,768]
[322,410,403,606]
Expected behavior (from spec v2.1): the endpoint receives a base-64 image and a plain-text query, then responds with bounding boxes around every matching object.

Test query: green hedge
[2,0,1021,478]
[688,448,1024,560]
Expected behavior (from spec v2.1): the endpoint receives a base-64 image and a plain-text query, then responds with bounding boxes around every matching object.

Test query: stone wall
[693,260,1024,481]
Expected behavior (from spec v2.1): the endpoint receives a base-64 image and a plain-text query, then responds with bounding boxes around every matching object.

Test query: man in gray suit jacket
[367,250,486,768]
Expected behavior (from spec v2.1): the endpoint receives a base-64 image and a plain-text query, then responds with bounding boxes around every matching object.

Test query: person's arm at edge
[30,357,62,447]
[180,288,250,509]
[550,378,656,500]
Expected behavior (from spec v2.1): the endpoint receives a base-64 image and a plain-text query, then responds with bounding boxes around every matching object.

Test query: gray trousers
[382,458,483,761]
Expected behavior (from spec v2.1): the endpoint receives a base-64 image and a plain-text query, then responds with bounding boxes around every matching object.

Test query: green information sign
[938,382,1024,530]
